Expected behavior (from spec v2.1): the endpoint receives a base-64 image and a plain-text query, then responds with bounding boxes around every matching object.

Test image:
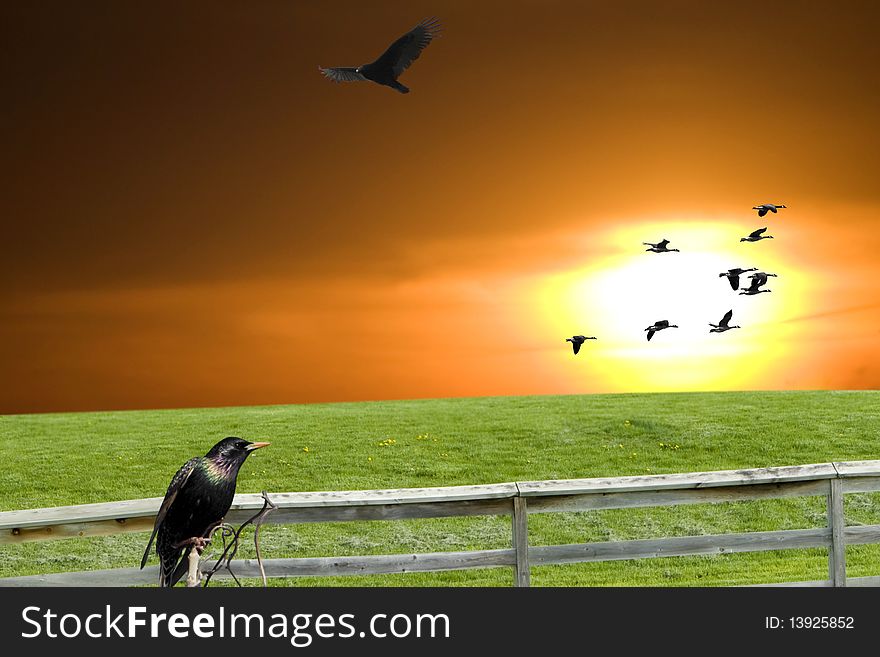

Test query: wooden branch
[202,492,277,587]
[253,491,277,586]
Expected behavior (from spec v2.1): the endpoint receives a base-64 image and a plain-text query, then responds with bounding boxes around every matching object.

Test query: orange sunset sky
[2,0,879,414]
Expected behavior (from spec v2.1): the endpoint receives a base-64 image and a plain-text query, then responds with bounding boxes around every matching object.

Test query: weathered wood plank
[0,497,163,530]
[518,463,840,498]
[527,479,829,513]
[512,497,530,587]
[0,489,518,544]
[0,484,518,528]
[843,524,880,544]
[0,499,513,545]
[0,550,516,587]
[247,550,515,578]
[840,476,880,494]
[225,498,512,525]
[0,516,156,544]
[529,528,830,565]
[832,461,880,478]
[228,483,519,509]
[0,567,159,587]
[827,479,847,586]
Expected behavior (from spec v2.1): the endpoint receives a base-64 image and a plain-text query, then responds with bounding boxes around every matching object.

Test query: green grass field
[2,390,879,586]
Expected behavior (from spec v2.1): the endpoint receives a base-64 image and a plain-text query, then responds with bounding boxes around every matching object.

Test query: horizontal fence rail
[2,460,880,587]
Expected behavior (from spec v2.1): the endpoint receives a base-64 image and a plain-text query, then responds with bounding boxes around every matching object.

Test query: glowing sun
[529,219,812,392]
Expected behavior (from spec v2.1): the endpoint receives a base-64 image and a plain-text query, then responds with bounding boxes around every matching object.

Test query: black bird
[740,227,774,242]
[565,335,597,355]
[141,437,270,587]
[643,239,680,253]
[753,203,786,217]
[318,17,442,94]
[709,309,740,333]
[644,320,678,341]
[719,267,758,291]
[739,272,774,295]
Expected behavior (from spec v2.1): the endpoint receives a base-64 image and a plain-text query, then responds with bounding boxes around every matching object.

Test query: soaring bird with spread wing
[319,18,442,94]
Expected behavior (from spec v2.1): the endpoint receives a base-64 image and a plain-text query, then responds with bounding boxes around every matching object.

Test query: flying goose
[753,203,786,217]
[739,273,773,295]
[740,227,774,242]
[642,240,678,253]
[709,309,740,333]
[644,320,678,341]
[719,267,758,291]
[643,239,680,253]
[748,271,777,282]
[565,335,597,355]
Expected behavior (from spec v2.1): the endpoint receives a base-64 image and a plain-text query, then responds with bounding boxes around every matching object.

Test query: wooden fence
[2,460,880,587]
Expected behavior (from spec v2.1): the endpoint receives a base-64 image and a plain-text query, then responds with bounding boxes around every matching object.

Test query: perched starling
[140,437,270,587]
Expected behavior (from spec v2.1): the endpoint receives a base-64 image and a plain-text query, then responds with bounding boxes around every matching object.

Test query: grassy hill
[2,390,879,585]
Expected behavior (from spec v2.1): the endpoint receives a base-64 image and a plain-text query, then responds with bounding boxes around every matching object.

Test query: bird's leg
[172,536,211,551]
[186,548,201,588]
[172,535,214,588]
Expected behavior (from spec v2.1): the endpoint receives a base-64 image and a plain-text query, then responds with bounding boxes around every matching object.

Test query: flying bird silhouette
[709,309,740,333]
[753,203,786,217]
[565,335,597,355]
[643,239,680,253]
[141,437,270,587]
[644,320,678,341]
[739,272,774,295]
[748,271,777,282]
[740,227,774,242]
[318,17,442,94]
[719,267,758,291]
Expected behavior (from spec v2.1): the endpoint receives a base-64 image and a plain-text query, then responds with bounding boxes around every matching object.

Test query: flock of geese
[566,203,786,354]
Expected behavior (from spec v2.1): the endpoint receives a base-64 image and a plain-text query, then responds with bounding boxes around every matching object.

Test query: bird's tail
[159,547,188,587]
[167,547,193,587]
[391,81,410,94]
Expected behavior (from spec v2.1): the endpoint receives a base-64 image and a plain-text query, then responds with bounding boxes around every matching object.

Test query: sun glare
[529,219,812,392]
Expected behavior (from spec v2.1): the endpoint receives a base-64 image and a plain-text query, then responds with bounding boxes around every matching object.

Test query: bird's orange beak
[247,442,271,451]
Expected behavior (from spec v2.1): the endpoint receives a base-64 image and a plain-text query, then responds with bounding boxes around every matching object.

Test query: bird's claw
[173,536,211,552]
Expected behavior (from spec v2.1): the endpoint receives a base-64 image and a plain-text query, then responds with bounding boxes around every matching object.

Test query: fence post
[512,496,530,587]
[827,478,846,586]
